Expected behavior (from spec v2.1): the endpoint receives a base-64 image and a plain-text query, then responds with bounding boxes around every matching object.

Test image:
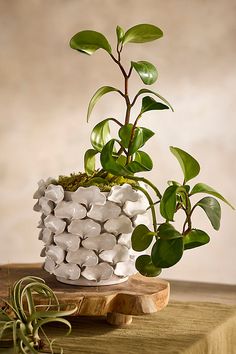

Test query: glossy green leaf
[70,30,112,55]
[190,183,234,209]
[184,229,210,250]
[131,61,158,85]
[129,128,143,154]
[135,88,174,111]
[87,86,120,122]
[151,237,183,268]
[119,124,154,150]
[196,196,221,230]
[116,25,125,44]
[131,224,156,252]
[170,146,200,183]
[126,151,153,173]
[140,126,155,144]
[118,124,132,148]
[119,124,142,152]
[160,185,178,221]
[158,223,182,240]
[123,24,163,44]
[116,155,126,166]
[91,119,111,152]
[100,139,129,176]
[135,255,162,277]
[141,96,169,114]
[84,149,98,175]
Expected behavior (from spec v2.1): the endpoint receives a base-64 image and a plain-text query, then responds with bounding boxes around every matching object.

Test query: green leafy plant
[69,23,234,277]
[0,276,77,353]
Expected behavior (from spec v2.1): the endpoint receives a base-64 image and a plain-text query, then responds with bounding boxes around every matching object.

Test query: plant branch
[133,185,157,233]
[126,113,142,164]
[127,176,162,199]
[109,53,132,126]
[109,118,123,127]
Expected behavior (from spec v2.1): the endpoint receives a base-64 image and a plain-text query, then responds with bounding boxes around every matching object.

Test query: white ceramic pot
[33,181,149,286]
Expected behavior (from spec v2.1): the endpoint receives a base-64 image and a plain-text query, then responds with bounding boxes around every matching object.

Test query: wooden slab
[0,263,169,325]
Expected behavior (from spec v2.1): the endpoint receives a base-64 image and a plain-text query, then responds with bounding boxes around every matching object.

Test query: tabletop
[0,263,235,354]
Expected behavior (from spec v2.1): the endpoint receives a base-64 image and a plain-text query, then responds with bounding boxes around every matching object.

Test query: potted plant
[33,23,233,286]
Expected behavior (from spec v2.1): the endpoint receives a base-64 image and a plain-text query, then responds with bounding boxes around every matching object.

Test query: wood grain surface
[0,263,169,318]
[0,264,236,353]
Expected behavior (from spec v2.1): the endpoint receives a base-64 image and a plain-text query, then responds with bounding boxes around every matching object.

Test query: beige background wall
[0,0,235,284]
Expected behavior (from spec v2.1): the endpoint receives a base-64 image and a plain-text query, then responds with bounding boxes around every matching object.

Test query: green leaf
[170,146,200,183]
[184,229,210,250]
[91,119,111,152]
[190,183,234,209]
[116,25,125,44]
[160,185,178,221]
[131,61,158,85]
[196,196,221,230]
[126,151,153,173]
[118,124,132,148]
[158,223,182,240]
[100,139,129,176]
[119,124,142,152]
[70,30,112,55]
[140,126,155,144]
[84,149,98,175]
[151,238,183,268]
[129,128,143,154]
[141,96,169,114]
[135,88,174,111]
[135,255,162,277]
[123,24,163,44]
[87,86,120,122]
[131,225,156,252]
[119,124,154,150]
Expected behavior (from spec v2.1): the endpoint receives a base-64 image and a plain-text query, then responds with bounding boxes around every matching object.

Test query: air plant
[0,276,77,353]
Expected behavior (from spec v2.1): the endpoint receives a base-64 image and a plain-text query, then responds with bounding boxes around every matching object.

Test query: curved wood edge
[33,280,169,316]
[0,264,170,317]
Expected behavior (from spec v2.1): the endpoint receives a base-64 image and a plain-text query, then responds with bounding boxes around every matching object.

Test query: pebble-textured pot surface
[33,180,149,286]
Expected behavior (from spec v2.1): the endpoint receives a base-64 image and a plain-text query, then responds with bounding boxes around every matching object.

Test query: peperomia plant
[69,24,234,277]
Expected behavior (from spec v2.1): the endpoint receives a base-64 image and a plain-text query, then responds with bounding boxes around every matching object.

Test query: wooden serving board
[0,263,169,326]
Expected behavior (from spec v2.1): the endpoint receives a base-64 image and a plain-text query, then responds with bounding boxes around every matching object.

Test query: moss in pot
[33,24,234,286]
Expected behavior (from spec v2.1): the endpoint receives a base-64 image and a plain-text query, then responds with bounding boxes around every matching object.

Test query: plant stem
[133,185,157,233]
[109,53,132,126]
[127,176,162,199]
[182,202,197,235]
[126,113,142,164]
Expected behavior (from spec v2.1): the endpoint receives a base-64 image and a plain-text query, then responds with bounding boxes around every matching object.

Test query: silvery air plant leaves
[0,276,77,354]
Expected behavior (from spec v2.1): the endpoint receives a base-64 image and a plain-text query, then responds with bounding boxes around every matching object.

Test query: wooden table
[0,264,235,354]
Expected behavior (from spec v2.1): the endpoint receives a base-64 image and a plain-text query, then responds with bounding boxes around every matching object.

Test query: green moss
[53,170,138,192]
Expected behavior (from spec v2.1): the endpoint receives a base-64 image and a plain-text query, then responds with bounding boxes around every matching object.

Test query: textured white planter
[34,181,149,286]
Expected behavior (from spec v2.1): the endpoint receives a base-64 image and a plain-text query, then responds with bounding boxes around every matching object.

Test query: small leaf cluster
[0,276,77,353]
[70,24,234,277]
[70,24,172,180]
[132,147,234,276]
